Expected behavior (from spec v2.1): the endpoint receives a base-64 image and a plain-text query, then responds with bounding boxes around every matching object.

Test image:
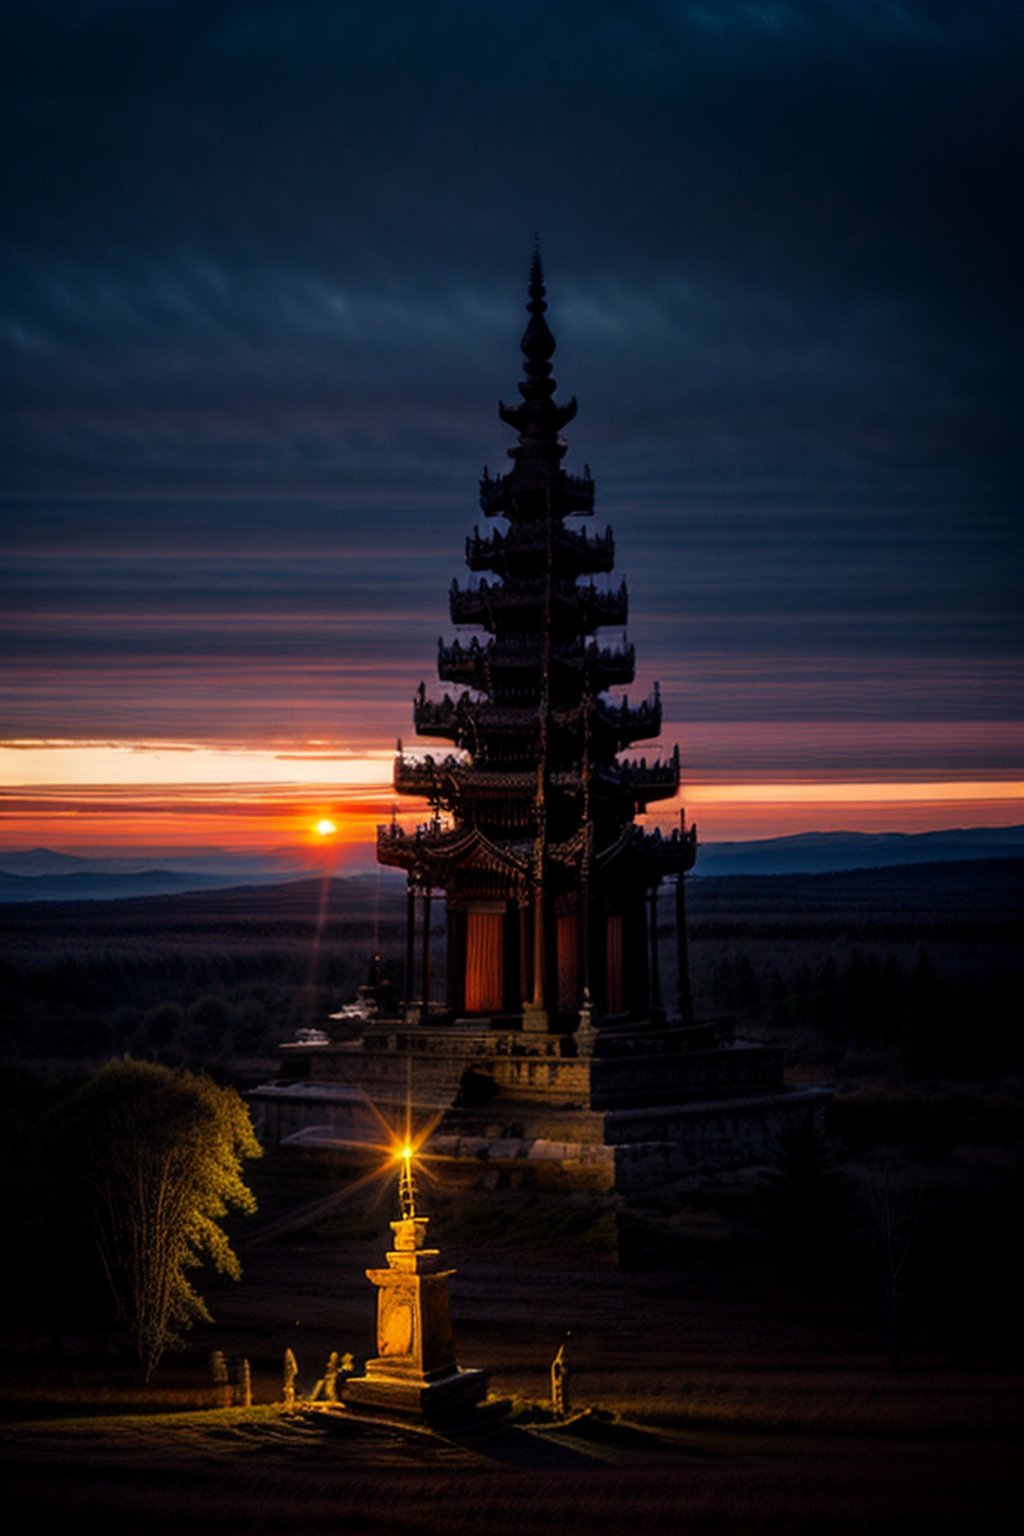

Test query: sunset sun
[315,818,337,837]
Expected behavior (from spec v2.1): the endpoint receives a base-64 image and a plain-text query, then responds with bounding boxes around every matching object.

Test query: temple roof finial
[496,241,577,443]
[529,237,545,308]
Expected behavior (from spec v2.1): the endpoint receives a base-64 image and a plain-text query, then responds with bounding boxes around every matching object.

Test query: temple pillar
[524,888,549,1031]
[518,901,531,1006]
[649,884,664,1020]
[420,888,432,1022]
[405,884,417,1015]
[676,871,693,1024]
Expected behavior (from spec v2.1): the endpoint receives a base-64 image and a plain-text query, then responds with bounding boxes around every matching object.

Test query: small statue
[323,1350,339,1403]
[283,1346,298,1409]
[209,1349,231,1408]
[237,1357,252,1409]
[551,1335,571,1417]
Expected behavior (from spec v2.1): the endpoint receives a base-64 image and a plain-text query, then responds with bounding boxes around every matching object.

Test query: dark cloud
[1,1,1020,773]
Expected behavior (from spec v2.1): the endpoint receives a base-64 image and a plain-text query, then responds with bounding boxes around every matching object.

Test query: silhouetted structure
[252,255,829,1191]
[379,251,695,1029]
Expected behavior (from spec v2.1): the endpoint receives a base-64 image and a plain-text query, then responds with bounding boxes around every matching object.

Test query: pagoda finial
[496,241,577,443]
[528,237,545,307]
[521,244,555,369]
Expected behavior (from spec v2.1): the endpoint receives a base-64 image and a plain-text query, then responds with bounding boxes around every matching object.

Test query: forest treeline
[0,860,1021,1079]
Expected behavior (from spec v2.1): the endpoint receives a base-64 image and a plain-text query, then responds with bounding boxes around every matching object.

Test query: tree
[855,1151,921,1369]
[49,1057,260,1381]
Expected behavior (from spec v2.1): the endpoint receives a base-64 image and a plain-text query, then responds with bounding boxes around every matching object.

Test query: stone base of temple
[251,1011,831,1194]
[343,1366,488,1422]
[429,1084,830,1193]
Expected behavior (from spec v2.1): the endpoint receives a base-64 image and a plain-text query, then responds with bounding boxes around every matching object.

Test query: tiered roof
[378,252,694,888]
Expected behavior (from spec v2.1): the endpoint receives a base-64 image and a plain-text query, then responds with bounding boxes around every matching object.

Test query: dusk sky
[2,1,1020,861]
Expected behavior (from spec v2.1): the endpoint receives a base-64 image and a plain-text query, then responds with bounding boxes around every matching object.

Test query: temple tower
[378,252,696,1030]
[256,255,831,1191]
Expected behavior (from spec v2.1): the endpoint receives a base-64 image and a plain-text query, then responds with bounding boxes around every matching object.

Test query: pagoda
[253,256,830,1197]
[377,250,696,1030]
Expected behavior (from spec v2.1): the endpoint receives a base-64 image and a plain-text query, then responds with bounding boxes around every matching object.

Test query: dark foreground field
[3,1403,1021,1536]
[2,858,1022,1530]
[3,1167,1023,1535]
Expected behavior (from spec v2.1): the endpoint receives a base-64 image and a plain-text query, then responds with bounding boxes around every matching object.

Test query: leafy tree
[48,1057,260,1381]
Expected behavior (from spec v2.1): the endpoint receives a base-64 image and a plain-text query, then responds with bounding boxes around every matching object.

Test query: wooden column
[519,901,531,1005]
[420,888,432,1022]
[649,884,663,1018]
[676,872,693,1024]
[405,884,416,1009]
[531,889,545,1010]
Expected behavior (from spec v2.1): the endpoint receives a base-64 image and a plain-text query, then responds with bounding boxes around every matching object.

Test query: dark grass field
[3,1165,1023,1534]
[2,859,1022,1530]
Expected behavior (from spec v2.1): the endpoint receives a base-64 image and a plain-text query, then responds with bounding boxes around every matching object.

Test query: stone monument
[343,1148,487,1421]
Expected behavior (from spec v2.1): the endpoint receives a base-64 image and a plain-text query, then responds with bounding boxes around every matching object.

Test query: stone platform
[344,1367,488,1421]
[250,1011,830,1192]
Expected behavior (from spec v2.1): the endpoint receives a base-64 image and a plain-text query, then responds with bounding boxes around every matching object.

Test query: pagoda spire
[499,246,577,446]
[380,253,695,1027]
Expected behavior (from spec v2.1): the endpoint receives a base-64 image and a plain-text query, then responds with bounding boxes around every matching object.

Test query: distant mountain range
[0,825,1022,902]
[0,847,316,903]
[692,825,1024,878]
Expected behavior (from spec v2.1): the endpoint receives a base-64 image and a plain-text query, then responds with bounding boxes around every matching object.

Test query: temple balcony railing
[632,820,699,874]
[437,634,634,689]
[449,577,627,631]
[394,750,537,798]
[465,522,613,574]
[552,638,635,686]
[375,819,459,874]
[590,684,662,746]
[437,635,489,687]
[449,578,541,627]
[437,635,543,689]
[412,686,542,745]
[572,579,628,629]
[548,744,680,802]
[411,687,464,740]
[546,689,661,746]
[478,464,594,518]
[414,684,660,751]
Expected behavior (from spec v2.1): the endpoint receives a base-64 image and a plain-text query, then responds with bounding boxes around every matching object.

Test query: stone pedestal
[343,1211,486,1422]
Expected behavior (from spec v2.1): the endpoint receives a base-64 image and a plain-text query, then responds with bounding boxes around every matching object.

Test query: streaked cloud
[1,1,1019,848]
